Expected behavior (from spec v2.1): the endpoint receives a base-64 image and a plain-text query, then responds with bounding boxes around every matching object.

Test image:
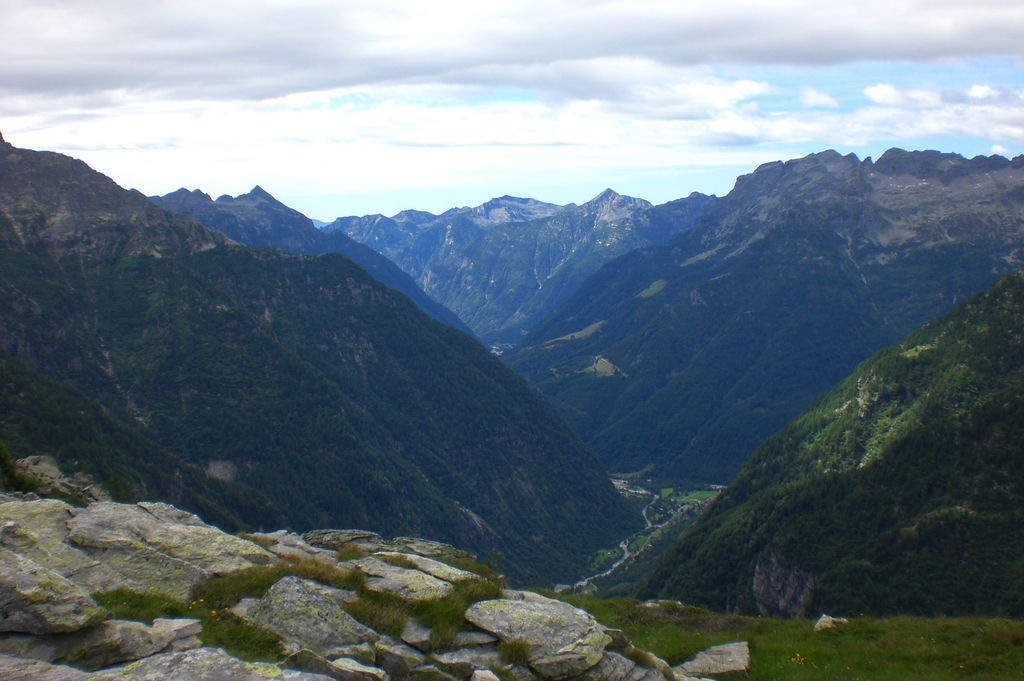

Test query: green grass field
[556,596,1024,680]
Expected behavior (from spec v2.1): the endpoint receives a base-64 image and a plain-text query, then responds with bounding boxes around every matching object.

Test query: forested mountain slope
[151,187,471,335]
[507,149,1024,485]
[0,132,638,585]
[327,191,716,347]
[640,268,1024,617]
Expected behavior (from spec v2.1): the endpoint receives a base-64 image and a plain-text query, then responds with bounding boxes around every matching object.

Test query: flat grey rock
[326,642,377,666]
[374,638,425,679]
[328,656,391,681]
[303,530,385,554]
[674,641,749,677]
[355,557,453,602]
[373,552,475,583]
[0,653,90,680]
[0,499,275,602]
[432,645,503,677]
[247,576,376,655]
[98,646,336,680]
[0,548,108,635]
[0,619,174,670]
[465,594,610,680]
[453,631,497,648]
[249,531,339,562]
[400,618,432,652]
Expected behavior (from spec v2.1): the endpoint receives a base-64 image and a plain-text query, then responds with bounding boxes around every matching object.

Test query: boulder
[471,671,501,681]
[400,617,433,652]
[674,641,749,677]
[0,619,174,670]
[453,631,497,648]
[374,552,476,583]
[354,557,453,601]
[465,594,610,680]
[0,548,109,634]
[814,614,849,632]
[374,639,425,679]
[246,576,377,655]
[285,649,388,681]
[153,618,203,651]
[326,642,377,665]
[432,645,504,677]
[328,656,391,681]
[228,597,260,619]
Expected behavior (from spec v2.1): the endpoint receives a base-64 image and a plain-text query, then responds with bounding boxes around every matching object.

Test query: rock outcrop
[751,552,815,618]
[674,641,750,678]
[0,492,678,681]
[0,499,275,601]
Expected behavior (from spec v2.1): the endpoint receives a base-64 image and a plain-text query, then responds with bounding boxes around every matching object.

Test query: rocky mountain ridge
[325,190,716,346]
[150,186,472,335]
[507,148,1024,486]
[0,490,722,681]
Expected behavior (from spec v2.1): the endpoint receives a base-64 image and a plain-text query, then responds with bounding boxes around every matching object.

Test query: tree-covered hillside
[640,268,1024,617]
[0,132,639,585]
[508,149,1024,486]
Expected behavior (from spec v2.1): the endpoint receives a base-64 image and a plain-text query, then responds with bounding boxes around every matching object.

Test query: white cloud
[992,144,1010,155]
[800,88,839,108]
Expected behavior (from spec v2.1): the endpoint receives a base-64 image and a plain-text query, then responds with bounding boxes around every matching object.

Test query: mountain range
[0,131,638,585]
[640,267,1024,617]
[150,186,472,336]
[506,149,1024,487]
[325,191,717,347]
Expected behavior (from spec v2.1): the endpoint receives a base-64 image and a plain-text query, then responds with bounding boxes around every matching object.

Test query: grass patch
[238,532,275,550]
[379,553,420,569]
[497,638,531,666]
[94,589,283,662]
[544,321,606,346]
[193,558,361,611]
[553,595,1024,680]
[345,590,411,637]
[337,545,367,561]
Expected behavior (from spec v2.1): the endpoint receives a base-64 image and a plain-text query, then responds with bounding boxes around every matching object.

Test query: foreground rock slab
[465,593,610,679]
[246,576,377,654]
[0,647,337,680]
[0,499,275,601]
[0,548,108,635]
[674,641,749,677]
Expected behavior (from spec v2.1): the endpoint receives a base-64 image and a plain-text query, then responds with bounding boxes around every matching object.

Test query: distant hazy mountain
[151,187,473,336]
[324,191,717,347]
[507,149,1024,486]
[0,132,638,585]
[641,269,1024,617]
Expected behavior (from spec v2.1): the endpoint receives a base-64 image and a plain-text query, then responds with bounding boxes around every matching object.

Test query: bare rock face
[751,552,815,618]
[0,548,108,635]
[0,499,276,601]
[248,530,339,562]
[246,577,377,655]
[465,593,610,680]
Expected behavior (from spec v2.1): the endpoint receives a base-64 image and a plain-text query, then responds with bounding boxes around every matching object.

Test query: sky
[2,1,1024,220]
